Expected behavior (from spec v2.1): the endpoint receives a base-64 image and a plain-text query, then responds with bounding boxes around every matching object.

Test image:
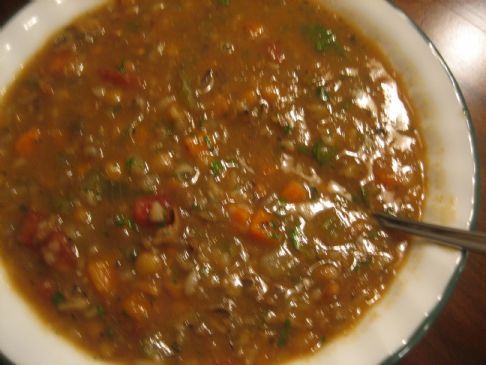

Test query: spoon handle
[374,213,486,254]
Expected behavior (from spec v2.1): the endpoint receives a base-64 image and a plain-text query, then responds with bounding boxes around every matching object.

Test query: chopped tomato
[18,210,43,247]
[98,68,143,88]
[37,278,56,300]
[41,232,78,272]
[15,128,41,158]
[133,194,173,226]
[46,50,73,75]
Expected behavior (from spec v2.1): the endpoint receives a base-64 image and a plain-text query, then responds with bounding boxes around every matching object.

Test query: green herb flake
[125,155,147,176]
[96,304,105,317]
[303,24,344,54]
[288,225,306,251]
[52,291,65,306]
[114,214,136,230]
[180,69,196,109]
[316,85,329,102]
[353,185,369,207]
[282,123,293,135]
[116,60,126,73]
[312,140,335,165]
[127,248,138,263]
[125,20,140,33]
[204,135,214,151]
[210,159,225,176]
[277,319,291,347]
[353,257,371,272]
[297,143,312,155]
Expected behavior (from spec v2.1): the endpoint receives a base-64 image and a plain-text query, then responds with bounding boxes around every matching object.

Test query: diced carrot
[98,68,142,89]
[15,128,41,157]
[47,50,73,74]
[226,203,252,232]
[183,133,211,166]
[122,292,150,321]
[184,133,207,156]
[87,256,118,298]
[280,180,308,203]
[373,157,400,189]
[249,209,276,245]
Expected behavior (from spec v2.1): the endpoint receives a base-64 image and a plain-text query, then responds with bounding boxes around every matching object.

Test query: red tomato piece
[98,68,143,89]
[41,232,78,272]
[133,194,173,226]
[18,210,43,247]
[38,278,56,300]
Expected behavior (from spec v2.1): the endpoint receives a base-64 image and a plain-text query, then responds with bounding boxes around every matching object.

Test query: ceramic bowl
[0,0,478,364]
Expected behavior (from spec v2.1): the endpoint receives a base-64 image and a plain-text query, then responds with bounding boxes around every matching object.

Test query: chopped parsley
[277,319,291,347]
[210,159,225,176]
[303,24,344,54]
[52,291,65,306]
[312,140,335,165]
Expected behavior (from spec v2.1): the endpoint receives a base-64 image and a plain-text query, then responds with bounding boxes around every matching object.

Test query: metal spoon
[374,212,486,254]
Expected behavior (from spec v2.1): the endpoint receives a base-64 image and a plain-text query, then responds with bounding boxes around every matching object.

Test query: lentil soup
[0,0,425,364]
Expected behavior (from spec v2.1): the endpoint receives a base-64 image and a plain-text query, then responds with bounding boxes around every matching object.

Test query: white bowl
[0,1,478,364]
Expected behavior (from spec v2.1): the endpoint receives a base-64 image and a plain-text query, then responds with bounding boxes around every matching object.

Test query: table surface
[0,1,485,364]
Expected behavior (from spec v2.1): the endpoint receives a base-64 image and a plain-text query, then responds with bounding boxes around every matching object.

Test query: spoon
[374,212,486,254]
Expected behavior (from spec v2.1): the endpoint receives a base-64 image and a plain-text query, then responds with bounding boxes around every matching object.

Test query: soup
[0,0,424,364]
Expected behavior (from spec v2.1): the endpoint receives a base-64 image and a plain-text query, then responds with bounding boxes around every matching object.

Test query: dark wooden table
[1,1,485,364]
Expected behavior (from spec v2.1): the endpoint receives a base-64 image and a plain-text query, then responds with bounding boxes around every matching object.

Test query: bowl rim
[0,1,479,364]
[378,1,479,363]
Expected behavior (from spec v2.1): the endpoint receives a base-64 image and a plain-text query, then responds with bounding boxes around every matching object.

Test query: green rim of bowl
[0,1,480,365]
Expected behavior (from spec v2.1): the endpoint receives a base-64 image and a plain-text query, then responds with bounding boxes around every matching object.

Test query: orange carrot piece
[249,209,276,245]
[373,158,400,189]
[183,133,211,166]
[15,128,41,157]
[122,292,150,321]
[227,203,252,232]
[87,256,118,298]
[281,180,308,203]
[47,50,72,74]
[183,133,207,156]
